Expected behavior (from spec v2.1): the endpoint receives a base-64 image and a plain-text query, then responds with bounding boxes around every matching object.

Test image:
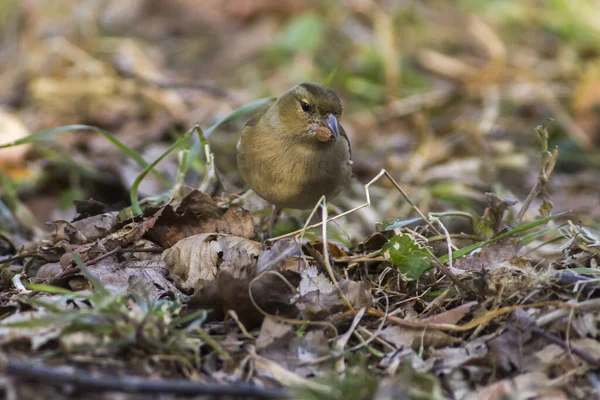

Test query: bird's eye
[300,101,310,112]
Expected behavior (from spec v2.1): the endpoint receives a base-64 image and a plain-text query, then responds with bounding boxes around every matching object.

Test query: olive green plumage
[237,82,352,210]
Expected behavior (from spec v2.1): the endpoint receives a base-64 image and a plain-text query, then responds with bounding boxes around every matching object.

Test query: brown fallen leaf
[379,325,461,350]
[170,233,301,326]
[217,268,300,328]
[454,238,522,271]
[146,190,255,248]
[422,301,478,325]
[485,310,542,372]
[67,212,118,244]
[339,279,372,309]
[295,269,371,320]
[34,262,63,282]
[256,318,330,378]
[162,233,261,292]
[256,316,294,351]
[256,239,303,274]
[428,340,488,373]
[464,371,563,400]
[250,349,332,393]
[311,239,349,259]
[59,241,109,269]
[379,302,476,350]
[85,256,183,301]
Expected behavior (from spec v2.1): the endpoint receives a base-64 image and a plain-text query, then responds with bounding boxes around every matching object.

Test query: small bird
[237,82,352,237]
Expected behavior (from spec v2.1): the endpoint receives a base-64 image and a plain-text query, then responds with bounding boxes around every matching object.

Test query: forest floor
[1,1,600,399]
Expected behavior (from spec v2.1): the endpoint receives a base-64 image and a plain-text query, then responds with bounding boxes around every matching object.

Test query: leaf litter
[1,1,600,399]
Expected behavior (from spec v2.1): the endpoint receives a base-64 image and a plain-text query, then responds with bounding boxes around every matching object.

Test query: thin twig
[319,197,354,311]
[369,300,575,332]
[0,355,285,398]
[269,169,442,242]
[1,253,52,265]
[83,246,122,267]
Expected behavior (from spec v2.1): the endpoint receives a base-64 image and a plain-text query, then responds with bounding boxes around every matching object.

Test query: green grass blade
[25,283,77,295]
[187,96,276,171]
[0,316,63,329]
[0,124,172,188]
[130,126,199,214]
[70,252,110,297]
[17,296,65,313]
[521,223,566,246]
[173,149,190,198]
[171,309,208,327]
[439,212,568,263]
[382,216,424,230]
[205,97,276,137]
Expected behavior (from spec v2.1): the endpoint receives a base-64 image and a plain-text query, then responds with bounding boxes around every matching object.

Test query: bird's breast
[238,134,351,209]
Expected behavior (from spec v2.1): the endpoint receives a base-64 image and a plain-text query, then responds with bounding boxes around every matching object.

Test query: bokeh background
[1,0,599,239]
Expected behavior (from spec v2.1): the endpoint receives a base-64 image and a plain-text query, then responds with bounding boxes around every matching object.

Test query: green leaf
[382,233,432,280]
[439,211,568,263]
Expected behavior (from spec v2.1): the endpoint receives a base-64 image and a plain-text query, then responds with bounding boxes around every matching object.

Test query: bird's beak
[321,114,339,140]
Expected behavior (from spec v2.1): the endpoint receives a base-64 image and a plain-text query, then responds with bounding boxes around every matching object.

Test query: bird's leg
[264,205,280,241]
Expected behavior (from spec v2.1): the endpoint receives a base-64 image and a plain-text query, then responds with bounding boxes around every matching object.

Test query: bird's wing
[243,112,263,129]
[237,109,265,152]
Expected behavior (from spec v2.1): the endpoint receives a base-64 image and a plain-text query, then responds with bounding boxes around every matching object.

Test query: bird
[237,82,353,238]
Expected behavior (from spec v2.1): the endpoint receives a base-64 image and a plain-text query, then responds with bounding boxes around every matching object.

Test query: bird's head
[275,82,343,143]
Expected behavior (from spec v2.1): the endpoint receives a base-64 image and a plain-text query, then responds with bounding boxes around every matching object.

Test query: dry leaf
[422,301,477,325]
[86,257,182,301]
[339,280,372,309]
[70,212,118,244]
[256,239,302,274]
[256,316,293,351]
[464,372,559,400]
[217,267,299,328]
[147,190,255,247]
[162,233,261,292]
[429,340,488,373]
[379,325,461,350]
